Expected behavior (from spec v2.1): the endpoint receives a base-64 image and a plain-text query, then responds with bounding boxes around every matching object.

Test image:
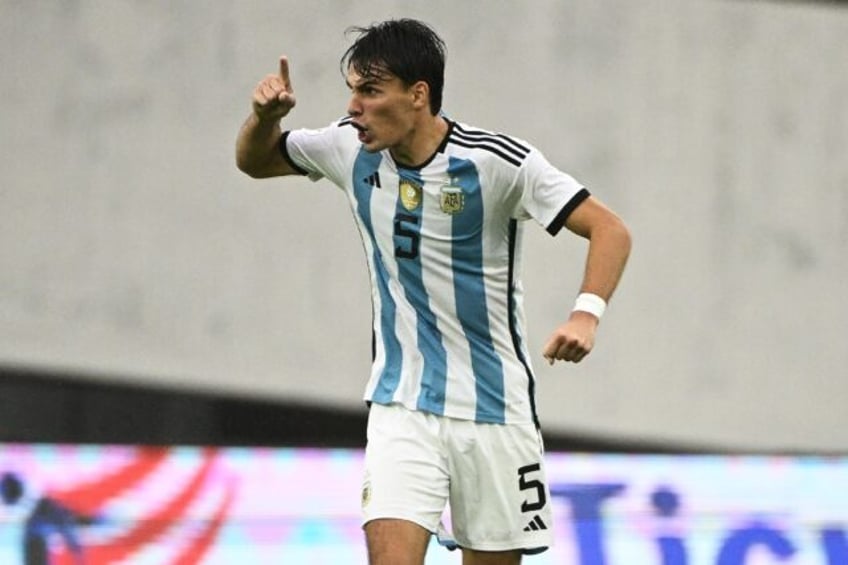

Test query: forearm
[577,214,631,303]
[235,112,283,178]
[543,202,630,364]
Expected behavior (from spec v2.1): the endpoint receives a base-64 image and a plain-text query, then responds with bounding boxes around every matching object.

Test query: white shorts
[361,402,552,554]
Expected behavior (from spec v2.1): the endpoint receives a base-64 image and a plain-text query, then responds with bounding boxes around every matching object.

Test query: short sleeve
[514,149,590,236]
[280,120,359,187]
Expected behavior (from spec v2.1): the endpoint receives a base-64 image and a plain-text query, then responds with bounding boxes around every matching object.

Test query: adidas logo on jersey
[363,172,381,188]
[523,515,547,532]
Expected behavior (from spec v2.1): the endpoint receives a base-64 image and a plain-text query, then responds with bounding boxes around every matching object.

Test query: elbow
[611,216,633,258]
[239,167,265,180]
[236,155,268,179]
[591,213,632,258]
[615,216,632,250]
[235,153,253,176]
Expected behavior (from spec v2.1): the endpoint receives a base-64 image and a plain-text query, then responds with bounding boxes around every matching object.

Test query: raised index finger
[279,56,291,88]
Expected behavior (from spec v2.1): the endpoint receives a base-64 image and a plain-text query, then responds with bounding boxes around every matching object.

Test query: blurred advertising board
[1,444,846,564]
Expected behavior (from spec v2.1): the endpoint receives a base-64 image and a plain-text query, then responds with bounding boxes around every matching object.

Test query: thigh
[365,518,431,565]
[446,420,553,554]
[462,547,523,565]
[362,403,449,533]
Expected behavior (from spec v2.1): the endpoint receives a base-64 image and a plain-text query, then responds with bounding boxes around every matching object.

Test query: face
[345,66,422,154]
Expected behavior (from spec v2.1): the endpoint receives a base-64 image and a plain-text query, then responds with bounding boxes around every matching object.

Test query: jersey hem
[366,399,536,426]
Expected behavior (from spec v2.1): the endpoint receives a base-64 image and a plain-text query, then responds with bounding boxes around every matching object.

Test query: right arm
[235,56,300,178]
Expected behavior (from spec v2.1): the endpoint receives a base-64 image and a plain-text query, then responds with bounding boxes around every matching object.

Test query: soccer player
[236,18,631,565]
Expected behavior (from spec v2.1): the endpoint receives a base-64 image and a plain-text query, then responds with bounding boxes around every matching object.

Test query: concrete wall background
[1,1,846,451]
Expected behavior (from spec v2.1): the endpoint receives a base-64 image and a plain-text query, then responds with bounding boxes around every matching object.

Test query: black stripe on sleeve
[278,131,310,176]
[546,188,591,236]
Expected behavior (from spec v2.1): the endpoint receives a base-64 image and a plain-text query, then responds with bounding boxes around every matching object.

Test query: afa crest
[399,180,423,211]
[440,182,465,215]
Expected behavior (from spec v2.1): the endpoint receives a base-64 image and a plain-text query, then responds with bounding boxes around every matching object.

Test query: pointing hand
[252,56,297,121]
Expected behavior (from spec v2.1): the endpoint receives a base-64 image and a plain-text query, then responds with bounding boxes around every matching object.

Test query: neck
[390,114,448,168]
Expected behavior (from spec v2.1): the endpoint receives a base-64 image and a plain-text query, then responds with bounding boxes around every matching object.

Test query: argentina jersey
[282,118,589,425]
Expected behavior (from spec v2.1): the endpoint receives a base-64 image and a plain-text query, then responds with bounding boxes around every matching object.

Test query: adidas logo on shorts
[523,515,547,532]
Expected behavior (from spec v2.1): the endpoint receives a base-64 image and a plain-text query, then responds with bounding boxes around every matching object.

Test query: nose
[347,93,362,118]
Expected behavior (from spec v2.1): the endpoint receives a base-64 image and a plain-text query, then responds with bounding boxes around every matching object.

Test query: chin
[362,140,386,153]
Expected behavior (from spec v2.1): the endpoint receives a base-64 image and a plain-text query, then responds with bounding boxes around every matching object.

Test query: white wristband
[572,293,607,319]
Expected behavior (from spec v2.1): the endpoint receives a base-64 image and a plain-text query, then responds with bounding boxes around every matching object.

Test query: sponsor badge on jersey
[440,181,464,215]
[399,180,423,211]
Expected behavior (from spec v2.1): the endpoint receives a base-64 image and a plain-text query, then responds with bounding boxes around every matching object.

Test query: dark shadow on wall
[0,365,367,448]
[0,364,720,453]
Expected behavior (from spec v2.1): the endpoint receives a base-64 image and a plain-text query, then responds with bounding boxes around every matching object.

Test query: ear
[410,80,431,111]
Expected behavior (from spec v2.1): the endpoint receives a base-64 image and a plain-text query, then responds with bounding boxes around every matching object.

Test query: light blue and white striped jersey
[281,118,589,425]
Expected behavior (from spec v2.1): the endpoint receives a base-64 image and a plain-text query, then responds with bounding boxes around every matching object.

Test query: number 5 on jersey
[394,213,420,260]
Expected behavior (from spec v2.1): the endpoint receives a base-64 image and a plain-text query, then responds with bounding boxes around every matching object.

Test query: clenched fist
[542,311,599,364]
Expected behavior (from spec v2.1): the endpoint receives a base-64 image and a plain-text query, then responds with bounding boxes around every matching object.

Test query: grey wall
[1,0,846,452]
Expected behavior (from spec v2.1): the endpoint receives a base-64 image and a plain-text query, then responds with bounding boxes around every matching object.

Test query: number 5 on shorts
[517,463,547,512]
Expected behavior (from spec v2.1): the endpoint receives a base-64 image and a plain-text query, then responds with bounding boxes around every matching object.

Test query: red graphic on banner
[45,447,236,565]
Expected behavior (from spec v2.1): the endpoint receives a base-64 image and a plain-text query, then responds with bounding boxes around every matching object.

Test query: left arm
[542,195,631,364]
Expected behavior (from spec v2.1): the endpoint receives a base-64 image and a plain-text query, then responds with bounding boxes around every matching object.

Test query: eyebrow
[346,77,382,90]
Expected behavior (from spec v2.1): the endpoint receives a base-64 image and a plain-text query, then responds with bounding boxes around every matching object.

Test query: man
[236,18,630,565]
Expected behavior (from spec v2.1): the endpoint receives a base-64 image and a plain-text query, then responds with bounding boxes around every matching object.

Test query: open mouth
[351,122,370,143]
